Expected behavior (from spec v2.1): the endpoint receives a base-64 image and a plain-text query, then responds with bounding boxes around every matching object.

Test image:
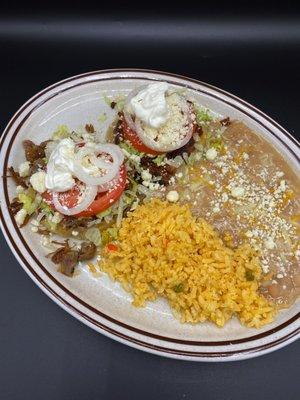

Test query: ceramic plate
[0,69,299,361]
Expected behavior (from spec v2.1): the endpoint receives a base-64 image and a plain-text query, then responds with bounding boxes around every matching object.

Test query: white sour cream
[45,138,76,192]
[130,82,169,128]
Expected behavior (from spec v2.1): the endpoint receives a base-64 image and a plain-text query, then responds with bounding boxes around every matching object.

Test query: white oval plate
[0,69,299,362]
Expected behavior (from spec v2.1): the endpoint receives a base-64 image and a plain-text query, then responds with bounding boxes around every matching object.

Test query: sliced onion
[53,185,97,216]
[73,144,124,186]
[97,170,120,193]
[91,144,124,169]
[124,86,194,153]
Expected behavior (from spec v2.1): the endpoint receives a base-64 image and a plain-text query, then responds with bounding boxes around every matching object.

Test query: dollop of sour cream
[130,82,169,128]
[45,138,76,192]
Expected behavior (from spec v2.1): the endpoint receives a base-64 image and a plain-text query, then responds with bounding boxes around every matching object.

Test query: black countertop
[0,7,299,399]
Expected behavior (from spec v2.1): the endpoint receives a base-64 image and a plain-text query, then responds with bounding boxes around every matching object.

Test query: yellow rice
[99,199,276,328]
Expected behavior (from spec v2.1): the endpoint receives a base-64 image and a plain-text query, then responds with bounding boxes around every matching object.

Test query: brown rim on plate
[0,69,299,360]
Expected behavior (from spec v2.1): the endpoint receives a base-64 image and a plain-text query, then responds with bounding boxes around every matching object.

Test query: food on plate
[100,199,275,328]
[9,81,300,327]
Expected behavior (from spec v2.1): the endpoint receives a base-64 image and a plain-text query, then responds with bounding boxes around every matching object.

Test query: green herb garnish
[52,125,70,140]
[173,283,184,293]
[152,155,166,166]
[196,108,213,124]
[245,269,255,281]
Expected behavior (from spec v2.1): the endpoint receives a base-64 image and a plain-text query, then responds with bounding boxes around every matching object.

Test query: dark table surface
[0,5,299,400]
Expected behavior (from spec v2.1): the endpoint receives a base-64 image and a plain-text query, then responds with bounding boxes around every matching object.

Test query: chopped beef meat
[10,198,23,215]
[48,242,79,277]
[48,239,96,277]
[49,246,69,264]
[7,166,28,188]
[110,101,117,109]
[194,124,203,135]
[60,216,94,230]
[29,158,47,174]
[59,251,79,277]
[23,140,48,163]
[85,124,95,133]
[167,137,196,159]
[220,117,231,126]
[113,117,125,145]
[78,242,97,261]
[140,156,177,185]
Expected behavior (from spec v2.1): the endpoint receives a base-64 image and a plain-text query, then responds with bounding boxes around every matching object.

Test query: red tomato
[122,119,163,156]
[42,164,127,217]
[106,243,118,252]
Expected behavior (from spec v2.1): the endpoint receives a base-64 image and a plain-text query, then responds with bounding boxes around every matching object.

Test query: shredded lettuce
[152,155,166,166]
[52,125,70,140]
[96,207,112,219]
[40,201,54,215]
[85,227,102,246]
[18,193,41,215]
[98,113,107,123]
[101,227,118,246]
[103,94,112,106]
[187,152,202,165]
[128,176,138,193]
[116,100,125,111]
[211,138,224,151]
[119,141,143,157]
[107,227,118,239]
[116,195,124,228]
[195,106,213,125]
[42,218,57,232]
[103,94,125,111]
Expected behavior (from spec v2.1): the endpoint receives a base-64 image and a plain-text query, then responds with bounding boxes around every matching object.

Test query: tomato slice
[122,119,163,156]
[42,164,127,217]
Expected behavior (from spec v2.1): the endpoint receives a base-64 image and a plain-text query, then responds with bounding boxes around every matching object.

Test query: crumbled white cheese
[31,226,38,233]
[262,264,270,274]
[50,212,63,224]
[169,176,175,185]
[277,273,283,279]
[206,148,218,161]
[176,172,183,178]
[275,171,284,178]
[242,152,249,160]
[130,154,141,163]
[19,161,30,177]
[72,230,79,236]
[15,208,27,226]
[30,171,46,194]
[41,235,52,248]
[264,237,276,250]
[139,92,191,148]
[212,205,220,213]
[166,190,179,202]
[16,185,25,195]
[141,169,152,182]
[221,193,228,202]
[148,182,160,191]
[279,179,286,191]
[230,186,245,198]
[275,179,287,195]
